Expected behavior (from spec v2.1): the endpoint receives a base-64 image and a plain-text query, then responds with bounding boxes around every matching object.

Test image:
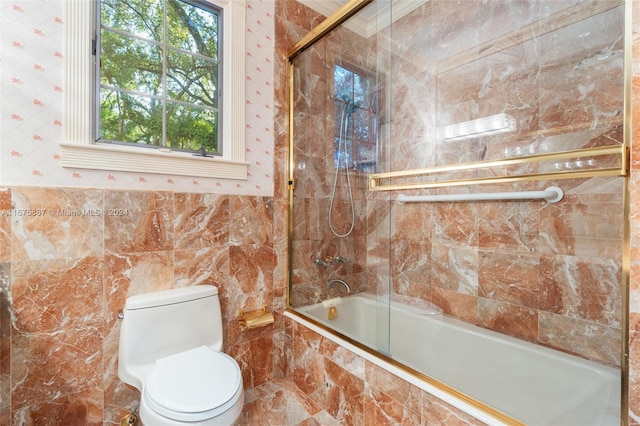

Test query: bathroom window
[59,0,247,179]
[333,64,377,173]
[98,0,221,154]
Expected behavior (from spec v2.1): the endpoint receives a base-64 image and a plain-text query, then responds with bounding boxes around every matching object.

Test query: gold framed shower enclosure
[285,0,631,424]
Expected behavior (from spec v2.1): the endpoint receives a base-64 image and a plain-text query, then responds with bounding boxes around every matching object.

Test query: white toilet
[118,285,244,425]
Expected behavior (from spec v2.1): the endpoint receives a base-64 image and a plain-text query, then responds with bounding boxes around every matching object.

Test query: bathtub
[294,293,620,426]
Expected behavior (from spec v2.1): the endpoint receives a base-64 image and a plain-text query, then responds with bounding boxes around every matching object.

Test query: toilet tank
[118,285,223,389]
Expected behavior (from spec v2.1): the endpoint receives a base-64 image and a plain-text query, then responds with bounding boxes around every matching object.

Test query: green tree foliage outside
[99,0,220,153]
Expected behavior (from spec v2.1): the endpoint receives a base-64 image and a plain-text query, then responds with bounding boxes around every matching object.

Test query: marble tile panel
[0,263,10,426]
[364,385,421,426]
[11,387,103,426]
[292,323,326,405]
[103,252,174,302]
[322,358,364,425]
[228,244,274,295]
[231,334,274,389]
[477,298,538,342]
[539,191,624,259]
[430,287,479,325]
[539,254,621,327]
[430,244,478,296]
[538,8,624,132]
[478,0,538,43]
[478,250,539,309]
[10,328,103,424]
[173,193,229,251]
[292,197,324,242]
[431,0,480,63]
[11,187,104,262]
[476,199,539,252]
[391,239,433,294]
[317,337,365,380]
[173,246,229,288]
[365,361,422,416]
[0,189,11,263]
[420,391,488,426]
[392,202,432,244]
[11,257,103,333]
[104,191,174,254]
[432,202,479,247]
[229,196,273,246]
[391,239,431,297]
[539,311,621,366]
[236,378,337,426]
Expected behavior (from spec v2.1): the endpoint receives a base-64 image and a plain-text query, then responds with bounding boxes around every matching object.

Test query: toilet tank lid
[125,285,218,310]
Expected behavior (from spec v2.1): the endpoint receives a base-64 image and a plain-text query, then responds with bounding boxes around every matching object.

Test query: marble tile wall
[0,187,279,424]
[288,0,625,365]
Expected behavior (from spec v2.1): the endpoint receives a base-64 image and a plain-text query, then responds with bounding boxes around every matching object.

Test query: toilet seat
[144,346,242,422]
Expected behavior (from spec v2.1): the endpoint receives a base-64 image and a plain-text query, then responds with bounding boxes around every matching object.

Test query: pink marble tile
[11,187,104,261]
[430,244,478,296]
[539,190,624,258]
[11,257,103,333]
[104,191,174,254]
[173,193,229,250]
[420,392,488,426]
[478,250,539,309]
[476,198,539,252]
[11,328,103,424]
[322,358,365,425]
[104,252,174,299]
[539,254,621,327]
[477,298,538,342]
[364,385,421,425]
[229,196,273,245]
[0,189,11,263]
[292,323,326,404]
[174,246,229,288]
[539,311,620,366]
[365,362,422,416]
[233,333,274,389]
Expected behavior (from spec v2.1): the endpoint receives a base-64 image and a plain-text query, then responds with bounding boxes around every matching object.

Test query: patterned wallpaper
[0,0,275,196]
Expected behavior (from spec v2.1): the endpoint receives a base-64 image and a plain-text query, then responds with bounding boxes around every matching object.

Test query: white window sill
[59,142,248,180]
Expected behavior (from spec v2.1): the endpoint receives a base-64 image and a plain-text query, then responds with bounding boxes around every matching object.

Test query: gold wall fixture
[369,144,629,192]
[238,306,274,330]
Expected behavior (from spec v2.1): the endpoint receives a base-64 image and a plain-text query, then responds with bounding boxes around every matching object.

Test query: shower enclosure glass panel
[289,0,393,356]
[288,0,625,423]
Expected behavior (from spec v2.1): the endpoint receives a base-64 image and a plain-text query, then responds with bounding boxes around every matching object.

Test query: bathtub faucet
[327,278,351,297]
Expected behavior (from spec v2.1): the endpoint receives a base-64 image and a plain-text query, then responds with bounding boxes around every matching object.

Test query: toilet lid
[145,346,242,420]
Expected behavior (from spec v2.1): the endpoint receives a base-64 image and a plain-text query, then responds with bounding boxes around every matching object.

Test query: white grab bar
[396,186,564,204]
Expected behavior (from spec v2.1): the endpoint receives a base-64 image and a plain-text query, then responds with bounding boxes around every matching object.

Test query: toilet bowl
[138,346,244,425]
[118,286,244,426]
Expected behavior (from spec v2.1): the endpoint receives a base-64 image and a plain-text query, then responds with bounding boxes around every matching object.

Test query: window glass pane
[101,0,162,42]
[166,102,218,152]
[353,109,369,141]
[99,0,220,153]
[167,0,219,59]
[101,29,162,95]
[167,50,218,107]
[100,89,163,145]
[334,65,353,98]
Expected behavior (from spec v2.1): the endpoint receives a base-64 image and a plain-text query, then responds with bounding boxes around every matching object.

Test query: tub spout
[327,278,351,297]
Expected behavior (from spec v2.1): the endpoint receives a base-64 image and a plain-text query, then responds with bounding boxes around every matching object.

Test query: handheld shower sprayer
[329,93,357,237]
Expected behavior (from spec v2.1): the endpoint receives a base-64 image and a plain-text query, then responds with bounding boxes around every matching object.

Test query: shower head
[337,93,359,115]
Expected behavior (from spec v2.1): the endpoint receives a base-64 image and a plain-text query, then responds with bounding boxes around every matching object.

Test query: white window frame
[60,0,248,180]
